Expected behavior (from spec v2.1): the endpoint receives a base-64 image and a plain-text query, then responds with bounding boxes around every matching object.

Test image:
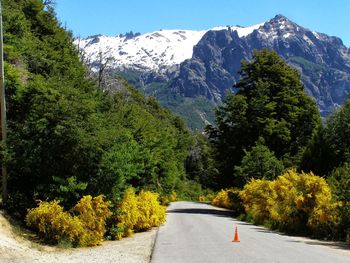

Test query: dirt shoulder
[0,211,157,263]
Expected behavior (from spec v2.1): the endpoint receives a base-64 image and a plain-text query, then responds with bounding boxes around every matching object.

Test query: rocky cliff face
[169,15,350,116]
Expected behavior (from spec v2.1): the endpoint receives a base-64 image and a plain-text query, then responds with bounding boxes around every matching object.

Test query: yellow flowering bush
[199,193,215,202]
[25,195,112,246]
[114,188,166,239]
[239,179,275,223]
[212,188,242,213]
[212,189,234,209]
[114,187,140,239]
[270,169,340,229]
[198,195,206,202]
[135,190,166,231]
[169,191,177,202]
[239,169,340,232]
[74,195,112,245]
[160,191,177,206]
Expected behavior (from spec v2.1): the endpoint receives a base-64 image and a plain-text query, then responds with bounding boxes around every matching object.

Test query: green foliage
[299,126,336,176]
[185,133,219,189]
[3,0,192,217]
[302,98,350,177]
[328,163,350,240]
[174,179,205,201]
[207,49,320,188]
[118,69,216,131]
[234,139,284,185]
[324,99,350,167]
[48,176,88,208]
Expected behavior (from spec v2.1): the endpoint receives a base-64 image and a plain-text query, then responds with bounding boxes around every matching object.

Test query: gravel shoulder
[0,211,157,263]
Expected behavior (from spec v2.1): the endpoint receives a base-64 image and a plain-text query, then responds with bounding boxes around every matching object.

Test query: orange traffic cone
[232,226,240,242]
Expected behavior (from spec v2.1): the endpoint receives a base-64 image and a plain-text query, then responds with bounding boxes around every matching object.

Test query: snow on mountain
[77,23,263,72]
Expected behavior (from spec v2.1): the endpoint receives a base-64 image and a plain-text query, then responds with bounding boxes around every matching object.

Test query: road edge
[149,225,161,262]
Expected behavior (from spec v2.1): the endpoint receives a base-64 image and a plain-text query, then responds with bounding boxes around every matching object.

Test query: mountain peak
[268,14,296,27]
[273,14,289,20]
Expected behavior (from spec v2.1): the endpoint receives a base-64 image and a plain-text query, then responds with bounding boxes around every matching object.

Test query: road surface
[151,201,350,263]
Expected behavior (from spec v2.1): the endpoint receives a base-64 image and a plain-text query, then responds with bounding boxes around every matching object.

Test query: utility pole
[0,1,7,203]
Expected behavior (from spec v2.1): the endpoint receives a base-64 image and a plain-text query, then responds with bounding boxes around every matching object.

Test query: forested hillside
[2,0,192,217]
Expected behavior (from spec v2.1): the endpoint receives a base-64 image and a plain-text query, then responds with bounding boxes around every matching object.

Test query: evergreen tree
[207,49,320,188]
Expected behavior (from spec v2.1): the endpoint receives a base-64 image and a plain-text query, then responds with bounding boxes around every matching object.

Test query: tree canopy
[207,49,321,187]
[2,0,192,215]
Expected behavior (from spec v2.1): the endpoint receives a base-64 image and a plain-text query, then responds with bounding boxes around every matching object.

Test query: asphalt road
[151,201,350,263]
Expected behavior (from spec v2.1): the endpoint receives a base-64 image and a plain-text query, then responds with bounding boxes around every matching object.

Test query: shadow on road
[254,226,350,252]
[167,208,234,218]
[287,239,350,251]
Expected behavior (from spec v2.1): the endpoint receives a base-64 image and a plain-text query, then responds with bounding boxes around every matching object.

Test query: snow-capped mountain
[77,23,263,72]
[170,15,350,116]
[77,15,350,129]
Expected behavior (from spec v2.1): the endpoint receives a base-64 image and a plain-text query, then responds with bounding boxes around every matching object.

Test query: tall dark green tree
[185,133,219,189]
[323,99,350,167]
[207,49,320,188]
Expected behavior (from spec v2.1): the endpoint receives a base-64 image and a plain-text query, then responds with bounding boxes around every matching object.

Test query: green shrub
[328,163,350,241]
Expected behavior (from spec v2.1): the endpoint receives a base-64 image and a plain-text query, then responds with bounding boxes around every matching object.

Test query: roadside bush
[199,193,215,202]
[212,188,243,213]
[239,169,340,235]
[271,169,339,232]
[26,200,86,246]
[160,191,177,206]
[25,195,112,246]
[239,180,275,224]
[135,191,166,231]
[212,189,233,209]
[114,188,166,239]
[175,180,204,201]
[114,188,140,239]
[74,195,112,245]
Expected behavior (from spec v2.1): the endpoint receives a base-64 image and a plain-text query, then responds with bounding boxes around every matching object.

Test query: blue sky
[56,0,350,47]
